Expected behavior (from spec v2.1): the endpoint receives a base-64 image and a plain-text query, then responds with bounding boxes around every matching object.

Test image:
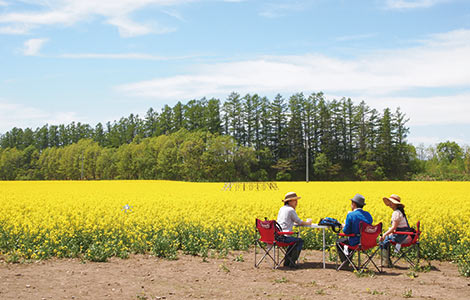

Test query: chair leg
[337,249,358,272]
[391,247,413,267]
[417,242,420,266]
[254,240,257,268]
[358,251,361,271]
[274,245,277,268]
[361,248,382,273]
[255,243,276,268]
[277,244,297,268]
[335,245,338,270]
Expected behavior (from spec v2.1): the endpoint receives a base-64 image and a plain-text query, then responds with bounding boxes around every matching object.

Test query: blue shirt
[342,208,373,246]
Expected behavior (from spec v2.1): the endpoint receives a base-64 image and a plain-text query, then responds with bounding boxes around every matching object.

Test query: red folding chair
[254,218,297,269]
[387,221,421,268]
[336,221,383,273]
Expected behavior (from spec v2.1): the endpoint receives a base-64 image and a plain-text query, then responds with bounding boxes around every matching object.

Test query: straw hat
[383,194,404,207]
[282,192,301,203]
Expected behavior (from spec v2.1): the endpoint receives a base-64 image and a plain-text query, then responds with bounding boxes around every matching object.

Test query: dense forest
[1,92,469,181]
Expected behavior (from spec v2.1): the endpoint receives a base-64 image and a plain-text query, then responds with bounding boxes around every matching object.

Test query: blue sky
[1,0,470,146]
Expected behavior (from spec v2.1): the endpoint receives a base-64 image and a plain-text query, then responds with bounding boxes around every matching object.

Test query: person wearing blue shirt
[336,194,373,265]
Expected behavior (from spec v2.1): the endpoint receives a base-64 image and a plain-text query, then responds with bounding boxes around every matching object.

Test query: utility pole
[306,135,309,183]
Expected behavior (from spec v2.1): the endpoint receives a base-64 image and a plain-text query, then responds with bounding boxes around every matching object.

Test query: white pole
[306,136,309,182]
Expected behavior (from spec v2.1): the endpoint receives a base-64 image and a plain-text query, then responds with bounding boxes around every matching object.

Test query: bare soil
[1,250,469,300]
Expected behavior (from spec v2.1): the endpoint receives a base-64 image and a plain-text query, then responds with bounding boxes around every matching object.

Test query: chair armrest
[338,233,355,237]
[278,231,294,235]
[393,231,416,235]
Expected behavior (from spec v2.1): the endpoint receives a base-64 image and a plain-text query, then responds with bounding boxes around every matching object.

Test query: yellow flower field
[0,181,469,274]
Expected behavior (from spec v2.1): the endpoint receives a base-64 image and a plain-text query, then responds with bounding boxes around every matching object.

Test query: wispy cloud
[0,99,79,132]
[407,135,468,146]
[162,9,186,22]
[60,53,197,61]
[361,93,470,126]
[335,33,377,42]
[385,0,449,9]
[0,0,195,37]
[0,1,8,7]
[117,29,470,128]
[106,16,176,37]
[0,24,32,34]
[22,38,48,56]
[259,1,308,18]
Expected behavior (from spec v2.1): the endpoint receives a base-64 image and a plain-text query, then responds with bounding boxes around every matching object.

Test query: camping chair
[336,221,383,273]
[254,218,297,269]
[386,221,421,268]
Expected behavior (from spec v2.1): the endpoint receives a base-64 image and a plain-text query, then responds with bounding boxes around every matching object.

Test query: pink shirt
[391,209,408,228]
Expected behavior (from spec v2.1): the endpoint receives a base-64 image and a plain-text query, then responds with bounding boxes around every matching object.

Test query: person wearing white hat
[276,192,312,267]
[379,194,412,266]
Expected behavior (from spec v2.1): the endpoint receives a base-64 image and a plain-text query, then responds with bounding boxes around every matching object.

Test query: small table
[295,224,329,269]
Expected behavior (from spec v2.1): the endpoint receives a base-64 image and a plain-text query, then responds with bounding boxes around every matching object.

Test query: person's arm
[379,220,399,242]
[291,209,312,226]
[299,219,312,226]
[342,213,352,234]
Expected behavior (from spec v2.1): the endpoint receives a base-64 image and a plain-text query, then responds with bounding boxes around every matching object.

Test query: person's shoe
[288,264,299,269]
[283,260,291,267]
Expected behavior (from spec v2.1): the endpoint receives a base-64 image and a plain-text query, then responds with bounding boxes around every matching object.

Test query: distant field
[0,181,469,273]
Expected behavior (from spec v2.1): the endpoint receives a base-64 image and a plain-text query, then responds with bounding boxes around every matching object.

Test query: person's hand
[306,218,312,225]
[379,236,385,242]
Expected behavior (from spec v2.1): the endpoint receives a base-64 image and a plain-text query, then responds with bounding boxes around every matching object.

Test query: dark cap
[351,194,366,206]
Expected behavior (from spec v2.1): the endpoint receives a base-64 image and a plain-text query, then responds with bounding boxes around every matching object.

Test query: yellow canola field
[0,181,469,264]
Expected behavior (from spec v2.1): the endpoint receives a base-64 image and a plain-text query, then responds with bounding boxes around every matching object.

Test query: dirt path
[1,250,469,300]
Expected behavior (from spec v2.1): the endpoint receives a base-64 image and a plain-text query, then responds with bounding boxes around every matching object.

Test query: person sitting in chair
[277,192,312,267]
[379,194,411,267]
[336,193,373,265]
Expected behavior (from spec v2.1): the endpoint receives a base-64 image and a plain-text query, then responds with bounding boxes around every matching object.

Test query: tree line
[0,92,435,181]
[414,141,470,181]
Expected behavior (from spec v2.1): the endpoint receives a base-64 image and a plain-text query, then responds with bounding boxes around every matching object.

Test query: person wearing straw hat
[379,194,412,266]
[277,192,312,267]
[336,193,373,265]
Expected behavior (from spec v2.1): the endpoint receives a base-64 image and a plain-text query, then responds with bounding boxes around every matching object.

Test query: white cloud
[408,135,468,147]
[0,1,8,7]
[162,9,186,22]
[361,93,470,126]
[407,136,442,146]
[0,0,194,37]
[335,33,377,42]
[118,28,470,100]
[385,0,449,9]
[22,38,48,56]
[107,16,175,37]
[60,53,196,60]
[259,1,307,18]
[0,24,31,34]
[0,99,79,132]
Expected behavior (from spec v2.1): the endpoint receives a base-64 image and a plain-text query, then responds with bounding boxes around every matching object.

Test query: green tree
[206,98,222,134]
[270,93,288,160]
